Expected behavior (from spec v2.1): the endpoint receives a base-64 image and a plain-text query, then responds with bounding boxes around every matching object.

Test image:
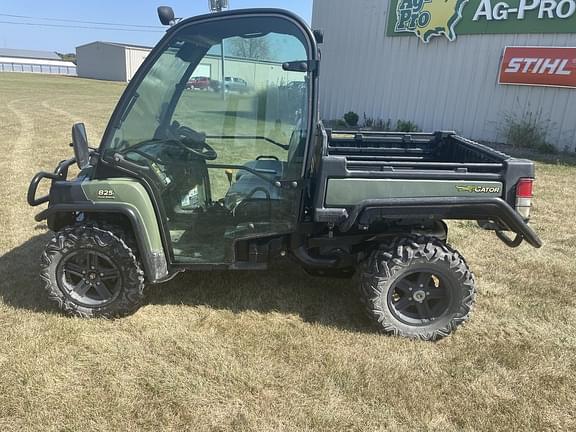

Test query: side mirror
[313,30,324,44]
[157,6,175,26]
[282,61,309,73]
[72,123,90,169]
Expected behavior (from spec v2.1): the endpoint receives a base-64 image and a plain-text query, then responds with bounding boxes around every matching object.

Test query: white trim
[502,45,576,49]
[498,81,576,89]
[76,41,153,50]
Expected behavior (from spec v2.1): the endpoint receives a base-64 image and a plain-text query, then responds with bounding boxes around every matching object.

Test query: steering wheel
[172,125,218,161]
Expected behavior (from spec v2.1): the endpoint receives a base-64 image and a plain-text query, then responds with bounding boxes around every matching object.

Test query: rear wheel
[360,236,475,341]
[40,225,145,318]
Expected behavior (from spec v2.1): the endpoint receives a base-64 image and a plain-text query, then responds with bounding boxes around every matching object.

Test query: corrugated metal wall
[125,47,150,82]
[312,0,576,151]
[77,43,127,82]
[198,55,306,88]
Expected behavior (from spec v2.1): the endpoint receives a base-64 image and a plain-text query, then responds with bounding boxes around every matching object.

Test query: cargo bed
[313,128,541,248]
[318,129,533,202]
[327,130,507,170]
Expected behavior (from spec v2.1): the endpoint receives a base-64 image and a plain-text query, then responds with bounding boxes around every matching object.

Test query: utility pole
[209,0,229,99]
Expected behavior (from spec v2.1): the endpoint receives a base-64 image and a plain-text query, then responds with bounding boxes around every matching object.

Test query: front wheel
[360,236,475,341]
[40,225,145,318]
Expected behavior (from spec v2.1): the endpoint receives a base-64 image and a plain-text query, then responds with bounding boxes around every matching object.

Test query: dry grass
[1,73,575,431]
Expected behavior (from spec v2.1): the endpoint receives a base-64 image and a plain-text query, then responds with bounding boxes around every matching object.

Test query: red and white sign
[499,46,576,89]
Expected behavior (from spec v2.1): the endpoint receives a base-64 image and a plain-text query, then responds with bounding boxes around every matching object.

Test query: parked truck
[27,7,541,340]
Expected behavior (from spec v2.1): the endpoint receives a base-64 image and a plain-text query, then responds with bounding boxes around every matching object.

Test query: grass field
[1,73,576,431]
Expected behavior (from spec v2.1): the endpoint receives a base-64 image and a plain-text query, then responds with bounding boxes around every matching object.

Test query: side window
[107,48,190,152]
[172,33,309,201]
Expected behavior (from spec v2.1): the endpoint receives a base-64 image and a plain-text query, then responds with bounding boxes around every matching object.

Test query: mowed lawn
[1,72,575,431]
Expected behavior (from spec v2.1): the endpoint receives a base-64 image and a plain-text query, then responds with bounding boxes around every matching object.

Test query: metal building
[186,54,305,89]
[0,48,76,75]
[76,42,151,82]
[75,42,302,88]
[312,0,576,151]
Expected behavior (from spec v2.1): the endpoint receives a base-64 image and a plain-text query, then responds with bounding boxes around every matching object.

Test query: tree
[228,38,270,61]
[56,52,77,64]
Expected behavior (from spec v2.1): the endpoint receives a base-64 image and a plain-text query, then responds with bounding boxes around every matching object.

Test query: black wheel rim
[387,270,453,326]
[57,249,121,307]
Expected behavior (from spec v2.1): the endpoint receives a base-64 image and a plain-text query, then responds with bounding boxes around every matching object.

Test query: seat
[225,168,283,213]
[225,129,306,216]
[225,158,286,214]
[235,158,285,181]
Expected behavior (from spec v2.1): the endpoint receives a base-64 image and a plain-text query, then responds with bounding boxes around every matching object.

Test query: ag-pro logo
[393,0,471,43]
[389,0,576,41]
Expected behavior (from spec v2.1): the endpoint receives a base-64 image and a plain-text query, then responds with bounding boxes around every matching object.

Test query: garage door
[192,63,211,78]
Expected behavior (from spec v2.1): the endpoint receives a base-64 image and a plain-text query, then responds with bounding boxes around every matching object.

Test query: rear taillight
[516,178,534,220]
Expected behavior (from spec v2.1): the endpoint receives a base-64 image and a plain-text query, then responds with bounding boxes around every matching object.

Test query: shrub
[500,107,556,154]
[363,114,392,131]
[343,114,421,133]
[323,119,348,130]
[374,118,392,131]
[363,113,374,129]
[344,111,359,127]
[361,114,421,132]
[395,120,421,132]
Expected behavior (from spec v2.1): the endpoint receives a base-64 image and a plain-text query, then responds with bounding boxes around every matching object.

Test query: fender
[334,197,542,249]
[35,178,169,283]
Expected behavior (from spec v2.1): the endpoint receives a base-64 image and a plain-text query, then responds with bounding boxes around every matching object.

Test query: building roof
[76,41,153,51]
[0,48,61,61]
[0,56,76,67]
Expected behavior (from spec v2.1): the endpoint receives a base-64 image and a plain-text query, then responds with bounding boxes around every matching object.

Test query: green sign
[387,0,576,43]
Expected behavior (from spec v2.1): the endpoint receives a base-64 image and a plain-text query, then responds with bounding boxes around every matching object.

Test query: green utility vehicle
[28,7,542,340]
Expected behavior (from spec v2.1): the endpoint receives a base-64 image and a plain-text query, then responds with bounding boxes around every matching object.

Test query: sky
[0,0,313,53]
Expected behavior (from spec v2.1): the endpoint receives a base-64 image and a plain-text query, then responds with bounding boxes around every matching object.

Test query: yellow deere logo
[394,0,470,43]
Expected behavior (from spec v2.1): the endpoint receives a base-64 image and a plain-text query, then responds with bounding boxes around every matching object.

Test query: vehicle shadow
[146,262,372,332]
[0,230,55,313]
[0,233,373,333]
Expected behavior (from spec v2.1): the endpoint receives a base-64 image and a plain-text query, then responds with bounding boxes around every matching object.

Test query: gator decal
[456,185,502,194]
[326,179,503,206]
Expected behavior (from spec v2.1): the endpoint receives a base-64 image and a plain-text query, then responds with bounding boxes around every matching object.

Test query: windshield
[106,45,190,150]
[102,15,311,188]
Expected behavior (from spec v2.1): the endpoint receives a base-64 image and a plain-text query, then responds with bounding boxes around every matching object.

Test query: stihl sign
[499,46,576,88]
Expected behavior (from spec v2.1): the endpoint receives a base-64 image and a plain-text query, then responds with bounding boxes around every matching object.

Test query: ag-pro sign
[474,0,576,21]
[387,0,576,43]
